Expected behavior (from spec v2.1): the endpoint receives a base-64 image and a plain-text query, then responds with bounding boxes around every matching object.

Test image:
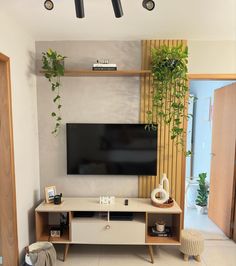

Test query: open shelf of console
[35,211,71,243]
[146,213,181,245]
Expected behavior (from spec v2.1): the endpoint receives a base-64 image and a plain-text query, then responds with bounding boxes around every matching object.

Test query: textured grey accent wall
[36,41,141,198]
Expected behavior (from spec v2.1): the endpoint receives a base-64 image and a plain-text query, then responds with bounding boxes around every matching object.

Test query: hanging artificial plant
[42,49,66,135]
[146,44,192,151]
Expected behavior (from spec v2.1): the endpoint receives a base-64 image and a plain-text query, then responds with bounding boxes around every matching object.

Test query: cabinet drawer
[71,218,145,244]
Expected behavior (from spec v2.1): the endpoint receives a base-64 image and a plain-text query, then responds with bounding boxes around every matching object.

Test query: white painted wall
[188,41,236,73]
[36,41,140,199]
[0,11,40,262]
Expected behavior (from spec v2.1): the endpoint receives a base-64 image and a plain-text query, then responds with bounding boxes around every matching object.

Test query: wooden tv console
[35,197,182,263]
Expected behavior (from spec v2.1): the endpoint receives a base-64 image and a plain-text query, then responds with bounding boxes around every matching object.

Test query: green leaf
[185,150,192,157]
[53,95,61,102]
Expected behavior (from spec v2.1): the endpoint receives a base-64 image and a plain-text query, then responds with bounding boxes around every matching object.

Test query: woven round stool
[179,229,204,262]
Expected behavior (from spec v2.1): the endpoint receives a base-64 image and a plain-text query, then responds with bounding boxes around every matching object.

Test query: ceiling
[1,0,235,41]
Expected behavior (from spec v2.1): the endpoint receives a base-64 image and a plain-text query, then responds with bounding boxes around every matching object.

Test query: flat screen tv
[66,123,157,175]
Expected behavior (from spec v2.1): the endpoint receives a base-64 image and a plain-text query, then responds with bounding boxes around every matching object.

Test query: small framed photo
[45,186,56,203]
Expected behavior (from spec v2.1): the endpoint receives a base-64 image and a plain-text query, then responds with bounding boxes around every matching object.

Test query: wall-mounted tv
[66,123,157,175]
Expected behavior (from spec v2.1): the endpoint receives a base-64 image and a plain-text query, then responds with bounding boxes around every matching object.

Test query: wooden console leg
[194,255,201,262]
[184,254,189,261]
[148,245,154,264]
[63,244,70,262]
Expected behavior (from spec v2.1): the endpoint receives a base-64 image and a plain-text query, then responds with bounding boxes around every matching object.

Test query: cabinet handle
[105,225,111,230]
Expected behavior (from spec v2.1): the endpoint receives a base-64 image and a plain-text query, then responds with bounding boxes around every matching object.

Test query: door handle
[105,225,111,230]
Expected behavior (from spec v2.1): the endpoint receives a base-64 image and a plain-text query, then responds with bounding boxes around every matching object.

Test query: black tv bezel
[66,123,157,176]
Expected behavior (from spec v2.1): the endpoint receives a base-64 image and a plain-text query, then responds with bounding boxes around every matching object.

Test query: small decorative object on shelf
[53,193,63,205]
[99,196,115,205]
[50,226,61,238]
[151,173,173,207]
[92,59,117,71]
[155,220,165,232]
[45,186,56,203]
[155,197,174,208]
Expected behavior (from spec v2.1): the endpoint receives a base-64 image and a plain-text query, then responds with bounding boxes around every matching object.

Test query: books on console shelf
[92,63,117,71]
[148,226,172,237]
[93,63,117,67]
[92,67,117,71]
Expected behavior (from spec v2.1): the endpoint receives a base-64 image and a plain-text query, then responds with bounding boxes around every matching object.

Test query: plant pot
[196,204,208,215]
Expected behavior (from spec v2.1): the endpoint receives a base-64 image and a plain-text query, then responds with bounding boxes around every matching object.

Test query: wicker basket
[151,198,174,208]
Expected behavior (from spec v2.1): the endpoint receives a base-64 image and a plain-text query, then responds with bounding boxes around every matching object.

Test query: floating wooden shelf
[39,69,151,77]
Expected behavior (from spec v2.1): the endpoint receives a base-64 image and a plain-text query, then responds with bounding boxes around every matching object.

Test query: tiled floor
[54,208,233,265]
[184,207,227,240]
[55,240,236,266]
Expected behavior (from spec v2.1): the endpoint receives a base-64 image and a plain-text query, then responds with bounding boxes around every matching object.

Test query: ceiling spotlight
[44,0,54,10]
[142,0,155,11]
[74,0,85,18]
[111,0,123,18]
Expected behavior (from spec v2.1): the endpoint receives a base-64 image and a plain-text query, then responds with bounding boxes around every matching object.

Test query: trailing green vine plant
[42,49,66,135]
[146,44,193,154]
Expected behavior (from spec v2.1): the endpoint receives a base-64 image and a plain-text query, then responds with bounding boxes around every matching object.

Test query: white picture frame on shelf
[45,186,56,203]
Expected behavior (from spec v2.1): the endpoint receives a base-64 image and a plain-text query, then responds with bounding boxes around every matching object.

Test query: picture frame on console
[45,186,56,203]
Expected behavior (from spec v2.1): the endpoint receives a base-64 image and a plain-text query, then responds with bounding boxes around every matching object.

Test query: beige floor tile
[55,244,101,266]
[202,240,236,266]
[184,208,227,240]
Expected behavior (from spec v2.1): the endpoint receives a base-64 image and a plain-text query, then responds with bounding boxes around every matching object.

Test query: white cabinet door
[71,218,145,244]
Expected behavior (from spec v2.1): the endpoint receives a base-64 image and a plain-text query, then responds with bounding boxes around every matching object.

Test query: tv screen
[66,123,157,175]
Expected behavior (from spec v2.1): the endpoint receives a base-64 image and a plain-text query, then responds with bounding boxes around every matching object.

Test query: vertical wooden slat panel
[139,39,188,209]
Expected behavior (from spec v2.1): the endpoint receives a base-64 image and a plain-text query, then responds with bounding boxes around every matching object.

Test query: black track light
[74,0,85,18]
[142,0,155,11]
[111,0,123,18]
[44,0,54,11]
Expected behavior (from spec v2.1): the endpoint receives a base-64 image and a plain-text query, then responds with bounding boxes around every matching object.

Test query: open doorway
[184,80,236,240]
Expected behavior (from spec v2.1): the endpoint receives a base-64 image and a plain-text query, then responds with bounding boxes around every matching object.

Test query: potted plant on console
[195,172,209,214]
[42,49,66,135]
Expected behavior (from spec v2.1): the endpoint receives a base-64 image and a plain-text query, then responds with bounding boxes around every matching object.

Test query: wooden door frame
[181,73,236,233]
[232,144,236,241]
[0,53,19,265]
